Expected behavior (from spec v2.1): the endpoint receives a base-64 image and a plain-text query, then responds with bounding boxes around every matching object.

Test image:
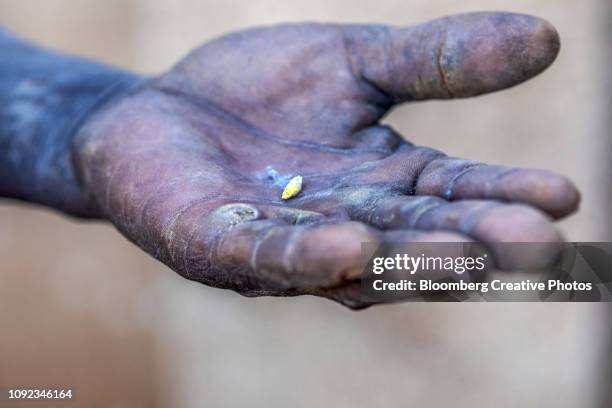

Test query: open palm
[75,12,579,308]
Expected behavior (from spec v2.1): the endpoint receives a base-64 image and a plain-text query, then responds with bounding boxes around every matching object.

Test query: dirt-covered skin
[74,12,579,308]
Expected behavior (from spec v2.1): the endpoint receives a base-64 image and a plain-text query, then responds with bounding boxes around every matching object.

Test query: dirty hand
[74,12,579,308]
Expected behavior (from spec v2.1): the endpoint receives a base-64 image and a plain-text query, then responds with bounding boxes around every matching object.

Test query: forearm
[0,28,143,217]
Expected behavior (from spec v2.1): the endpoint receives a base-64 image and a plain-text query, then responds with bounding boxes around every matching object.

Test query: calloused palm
[75,12,579,308]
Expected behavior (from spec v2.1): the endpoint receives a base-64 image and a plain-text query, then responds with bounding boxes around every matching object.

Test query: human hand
[74,12,579,308]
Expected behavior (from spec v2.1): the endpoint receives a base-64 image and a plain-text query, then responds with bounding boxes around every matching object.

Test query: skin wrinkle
[278,145,394,181]
[485,167,523,198]
[120,184,132,230]
[351,73,392,118]
[372,196,443,229]
[103,158,130,218]
[304,155,388,179]
[135,170,256,230]
[250,224,284,275]
[156,83,393,155]
[457,202,499,235]
[411,26,428,98]
[382,25,398,101]
[363,195,387,225]
[293,210,326,225]
[403,198,445,229]
[343,191,388,224]
[443,162,486,200]
[415,74,425,96]
[406,148,447,195]
[263,206,324,225]
[93,146,177,222]
[377,26,395,99]
[340,26,395,109]
[370,124,405,150]
[68,77,148,204]
[137,177,184,229]
[182,209,217,280]
[158,196,213,263]
[281,226,301,278]
[435,25,455,98]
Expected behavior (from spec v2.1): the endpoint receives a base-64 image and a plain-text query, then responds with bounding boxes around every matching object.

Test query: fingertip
[493,170,581,219]
[558,177,581,218]
[473,204,562,242]
[537,17,561,56]
[472,204,563,270]
[546,173,581,219]
[515,15,561,74]
[441,12,561,96]
[520,15,561,82]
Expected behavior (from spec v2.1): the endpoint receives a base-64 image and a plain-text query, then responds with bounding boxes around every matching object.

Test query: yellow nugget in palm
[281,175,303,200]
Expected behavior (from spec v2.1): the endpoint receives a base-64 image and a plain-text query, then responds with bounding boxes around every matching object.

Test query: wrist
[71,76,148,218]
[0,29,144,217]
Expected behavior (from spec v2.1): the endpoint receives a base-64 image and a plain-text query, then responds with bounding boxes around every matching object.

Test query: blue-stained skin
[0,14,580,308]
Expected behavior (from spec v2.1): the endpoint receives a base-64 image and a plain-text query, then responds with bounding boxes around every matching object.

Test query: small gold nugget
[281,175,303,200]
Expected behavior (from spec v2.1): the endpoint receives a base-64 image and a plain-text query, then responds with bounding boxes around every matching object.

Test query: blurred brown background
[0,0,610,407]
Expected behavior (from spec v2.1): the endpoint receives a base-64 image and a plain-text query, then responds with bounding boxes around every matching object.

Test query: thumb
[342,12,560,102]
